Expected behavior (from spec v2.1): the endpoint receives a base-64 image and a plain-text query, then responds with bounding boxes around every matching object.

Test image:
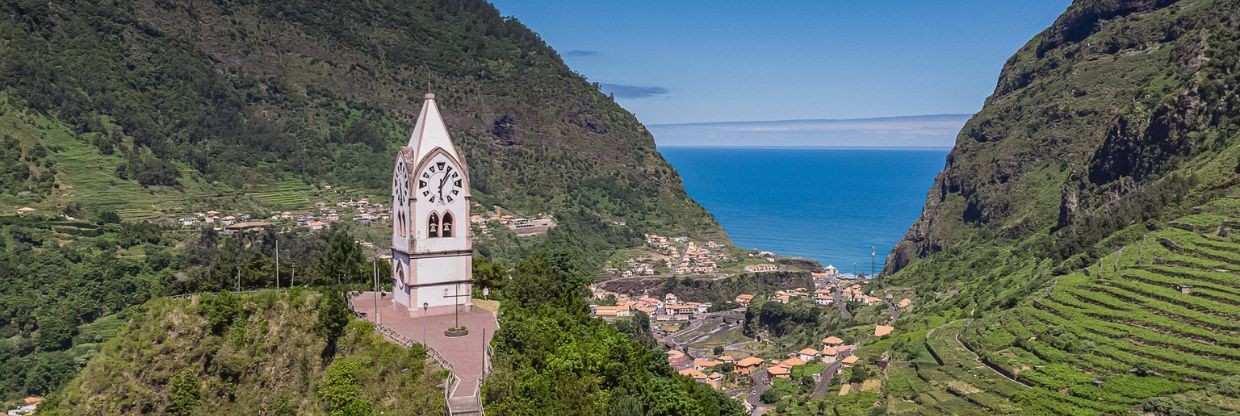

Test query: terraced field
[0,97,377,220]
[887,199,1240,415]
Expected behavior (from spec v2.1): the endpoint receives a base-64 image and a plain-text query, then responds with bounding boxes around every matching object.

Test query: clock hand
[438,174,450,201]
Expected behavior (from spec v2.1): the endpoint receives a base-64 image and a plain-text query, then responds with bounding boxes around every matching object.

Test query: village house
[745,263,779,273]
[841,355,859,367]
[734,293,754,306]
[875,324,895,337]
[707,372,724,390]
[678,368,709,383]
[694,358,722,371]
[798,347,820,362]
[821,347,838,364]
[822,336,845,349]
[589,304,632,320]
[766,365,791,379]
[667,350,691,369]
[734,356,765,375]
[779,357,807,369]
[814,288,833,305]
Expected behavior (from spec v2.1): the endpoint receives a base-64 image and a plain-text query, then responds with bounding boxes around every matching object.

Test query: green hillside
[807,0,1240,415]
[0,0,720,239]
[40,290,445,415]
[882,200,1238,415]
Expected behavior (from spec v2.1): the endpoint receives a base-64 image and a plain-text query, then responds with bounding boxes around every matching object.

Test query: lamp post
[373,255,380,325]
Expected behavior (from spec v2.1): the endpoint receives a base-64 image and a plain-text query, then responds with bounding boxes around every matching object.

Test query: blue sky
[490,0,1071,128]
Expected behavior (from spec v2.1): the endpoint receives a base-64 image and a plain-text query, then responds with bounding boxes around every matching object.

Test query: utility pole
[236,264,241,292]
[373,255,380,325]
[275,238,280,290]
[291,264,296,289]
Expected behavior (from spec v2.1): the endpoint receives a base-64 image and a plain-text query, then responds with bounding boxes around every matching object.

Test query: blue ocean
[659,147,949,275]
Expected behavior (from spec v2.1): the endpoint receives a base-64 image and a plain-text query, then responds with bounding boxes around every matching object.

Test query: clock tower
[391,93,472,316]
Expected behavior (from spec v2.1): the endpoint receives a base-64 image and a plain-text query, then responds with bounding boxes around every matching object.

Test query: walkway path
[810,350,850,399]
[350,292,497,415]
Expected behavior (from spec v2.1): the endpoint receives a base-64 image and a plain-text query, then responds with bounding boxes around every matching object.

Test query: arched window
[428,212,440,238]
[398,211,406,238]
[441,212,454,237]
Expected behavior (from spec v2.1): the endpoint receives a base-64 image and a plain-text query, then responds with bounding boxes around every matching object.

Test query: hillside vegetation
[0,0,719,239]
[481,254,745,416]
[832,0,1240,415]
[41,290,445,415]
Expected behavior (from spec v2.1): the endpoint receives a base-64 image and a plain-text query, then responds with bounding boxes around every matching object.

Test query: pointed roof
[407,93,462,165]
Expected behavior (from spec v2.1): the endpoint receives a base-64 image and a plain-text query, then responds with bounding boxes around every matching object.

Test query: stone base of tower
[405,302,475,318]
[392,279,473,318]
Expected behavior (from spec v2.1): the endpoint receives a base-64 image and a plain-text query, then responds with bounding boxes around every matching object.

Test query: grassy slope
[41,290,444,415]
[0,94,330,220]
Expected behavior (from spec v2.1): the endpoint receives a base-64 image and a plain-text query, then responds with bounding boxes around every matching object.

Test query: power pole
[373,255,380,325]
[236,264,241,292]
[275,238,280,290]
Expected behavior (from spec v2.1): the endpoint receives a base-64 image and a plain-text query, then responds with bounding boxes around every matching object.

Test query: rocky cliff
[886,0,1240,274]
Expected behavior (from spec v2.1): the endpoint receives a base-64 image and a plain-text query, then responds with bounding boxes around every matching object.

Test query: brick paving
[350,292,496,412]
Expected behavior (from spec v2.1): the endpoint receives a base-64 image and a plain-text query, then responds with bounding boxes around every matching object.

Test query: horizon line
[657,145,953,151]
[648,113,972,128]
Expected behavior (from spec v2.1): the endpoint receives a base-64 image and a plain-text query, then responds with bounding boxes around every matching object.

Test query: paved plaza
[350,292,496,413]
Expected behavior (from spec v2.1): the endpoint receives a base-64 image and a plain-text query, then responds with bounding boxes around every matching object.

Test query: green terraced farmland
[889,203,1240,415]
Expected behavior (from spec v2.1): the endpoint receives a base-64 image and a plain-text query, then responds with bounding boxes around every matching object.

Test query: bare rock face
[884,0,1239,274]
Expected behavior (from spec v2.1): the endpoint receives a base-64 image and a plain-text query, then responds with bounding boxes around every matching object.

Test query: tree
[317,289,351,359]
[504,254,588,310]
[316,358,375,416]
[167,368,201,416]
[472,257,505,298]
[849,364,871,384]
[713,345,724,356]
[316,228,365,285]
[36,314,75,351]
[96,210,121,224]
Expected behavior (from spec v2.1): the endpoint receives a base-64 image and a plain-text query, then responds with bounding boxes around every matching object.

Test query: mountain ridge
[0,0,721,242]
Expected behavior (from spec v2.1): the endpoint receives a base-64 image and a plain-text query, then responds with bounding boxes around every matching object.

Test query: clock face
[418,160,463,205]
[393,162,409,206]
